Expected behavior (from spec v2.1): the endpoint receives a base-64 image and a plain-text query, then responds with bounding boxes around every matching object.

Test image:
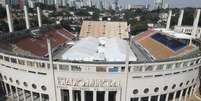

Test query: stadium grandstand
[0,5,201,101]
[79,21,129,39]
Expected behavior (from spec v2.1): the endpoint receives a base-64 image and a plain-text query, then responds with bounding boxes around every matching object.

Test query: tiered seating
[134,30,155,42]
[151,33,187,51]
[16,28,75,56]
[80,21,128,38]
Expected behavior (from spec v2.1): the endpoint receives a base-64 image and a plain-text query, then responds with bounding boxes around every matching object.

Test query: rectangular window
[96,66,106,72]
[156,65,164,71]
[59,64,69,71]
[0,55,3,60]
[18,59,25,65]
[11,58,17,63]
[27,61,35,67]
[4,56,9,62]
[71,65,81,71]
[132,66,143,72]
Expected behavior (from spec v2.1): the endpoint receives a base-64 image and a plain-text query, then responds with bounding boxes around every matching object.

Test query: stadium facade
[0,5,201,101]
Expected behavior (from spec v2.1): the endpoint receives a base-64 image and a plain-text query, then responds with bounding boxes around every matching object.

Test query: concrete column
[30,92,33,101]
[24,5,30,29]
[23,89,26,101]
[116,91,121,101]
[138,97,141,101]
[178,9,184,26]
[6,5,14,32]
[157,95,160,101]
[9,85,13,98]
[165,93,169,101]
[57,89,62,101]
[3,82,8,96]
[192,9,201,38]
[190,86,194,96]
[81,90,85,101]
[187,87,193,101]
[179,90,184,101]
[37,7,42,27]
[172,92,177,101]
[104,91,109,101]
[69,89,73,101]
[39,93,42,101]
[184,88,190,101]
[47,39,57,101]
[93,91,97,101]
[15,87,19,101]
[166,10,172,30]
[148,96,151,101]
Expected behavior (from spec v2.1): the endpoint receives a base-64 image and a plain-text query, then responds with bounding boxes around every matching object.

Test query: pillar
[30,92,33,101]
[15,87,19,101]
[93,91,97,101]
[184,88,190,101]
[37,7,42,27]
[179,90,184,101]
[81,90,85,101]
[3,82,8,96]
[23,89,26,101]
[172,92,177,101]
[104,91,109,101]
[69,89,73,101]
[166,10,172,30]
[177,9,184,26]
[39,93,42,101]
[148,96,151,101]
[6,5,14,32]
[157,95,160,101]
[165,93,169,101]
[24,5,30,29]
[9,85,13,98]
[192,9,201,38]
[116,91,121,101]
[187,87,193,101]
[47,39,57,101]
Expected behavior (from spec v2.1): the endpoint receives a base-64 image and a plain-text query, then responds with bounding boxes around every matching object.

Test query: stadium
[0,5,201,101]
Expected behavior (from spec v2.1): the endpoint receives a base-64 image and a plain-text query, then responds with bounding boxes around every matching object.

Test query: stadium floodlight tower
[6,4,14,32]
[24,5,30,29]
[37,6,42,27]
[166,10,172,30]
[177,9,184,26]
[192,9,201,39]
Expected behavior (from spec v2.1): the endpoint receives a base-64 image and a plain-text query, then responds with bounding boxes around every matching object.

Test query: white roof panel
[61,37,137,62]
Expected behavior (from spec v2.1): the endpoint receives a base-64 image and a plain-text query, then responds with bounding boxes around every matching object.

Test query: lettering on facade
[57,77,120,88]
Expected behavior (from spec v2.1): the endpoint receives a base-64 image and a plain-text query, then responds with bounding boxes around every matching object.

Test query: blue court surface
[151,33,188,51]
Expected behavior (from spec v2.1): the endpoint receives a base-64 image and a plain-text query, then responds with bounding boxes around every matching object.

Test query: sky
[120,0,201,8]
[96,0,201,8]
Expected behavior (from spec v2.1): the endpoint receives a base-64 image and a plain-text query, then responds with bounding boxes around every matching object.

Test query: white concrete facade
[0,50,200,101]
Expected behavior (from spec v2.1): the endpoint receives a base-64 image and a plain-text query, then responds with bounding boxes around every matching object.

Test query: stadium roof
[62,37,137,62]
[80,21,129,38]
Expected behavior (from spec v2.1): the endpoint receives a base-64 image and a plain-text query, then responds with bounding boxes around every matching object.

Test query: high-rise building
[154,0,168,9]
